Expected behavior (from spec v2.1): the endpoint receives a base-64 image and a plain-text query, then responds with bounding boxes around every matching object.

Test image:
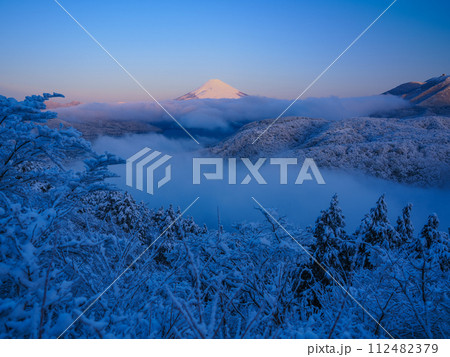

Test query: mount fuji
[175,79,248,100]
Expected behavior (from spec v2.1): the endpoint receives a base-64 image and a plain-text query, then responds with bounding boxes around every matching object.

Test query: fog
[58,94,409,132]
[93,133,450,233]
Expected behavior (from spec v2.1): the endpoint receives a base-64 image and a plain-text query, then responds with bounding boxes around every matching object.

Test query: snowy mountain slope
[384,75,450,107]
[208,116,450,186]
[176,79,248,100]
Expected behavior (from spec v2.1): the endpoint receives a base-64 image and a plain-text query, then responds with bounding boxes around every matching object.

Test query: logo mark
[126,147,172,195]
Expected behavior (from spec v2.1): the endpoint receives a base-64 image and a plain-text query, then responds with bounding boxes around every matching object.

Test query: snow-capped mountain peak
[176,79,248,100]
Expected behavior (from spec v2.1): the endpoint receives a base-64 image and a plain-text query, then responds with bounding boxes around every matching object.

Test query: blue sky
[0,0,449,102]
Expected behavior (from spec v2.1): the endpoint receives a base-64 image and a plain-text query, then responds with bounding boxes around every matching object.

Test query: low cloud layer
[46,100,81,109]
[93,132,450,232]
[55,95,409,131]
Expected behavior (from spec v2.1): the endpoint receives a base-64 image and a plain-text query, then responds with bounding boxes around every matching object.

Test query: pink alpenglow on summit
[176,79,248,100]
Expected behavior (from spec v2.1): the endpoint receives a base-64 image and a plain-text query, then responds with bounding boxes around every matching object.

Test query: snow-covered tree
[310,194,352,285]
[82,190,148,236]
[412,214,449,272]
[0,93,122,337]
[355,195,400,269]
[420,214,440,250]
[395,203,414,244]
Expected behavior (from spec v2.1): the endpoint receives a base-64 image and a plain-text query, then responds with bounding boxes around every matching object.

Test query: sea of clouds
[93,132,450,233]
[61,94,449,233]
[56,94,409,132]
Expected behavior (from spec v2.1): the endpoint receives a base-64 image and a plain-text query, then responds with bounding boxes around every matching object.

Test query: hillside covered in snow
[209,115,450,187]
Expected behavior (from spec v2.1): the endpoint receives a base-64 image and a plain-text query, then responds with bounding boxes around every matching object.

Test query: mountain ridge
[384,74,450,107]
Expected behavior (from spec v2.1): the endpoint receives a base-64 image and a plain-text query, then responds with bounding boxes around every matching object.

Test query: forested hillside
[209,116,450,186]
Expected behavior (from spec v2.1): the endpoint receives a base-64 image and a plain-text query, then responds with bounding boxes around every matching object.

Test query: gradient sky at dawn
[1,0,449,102]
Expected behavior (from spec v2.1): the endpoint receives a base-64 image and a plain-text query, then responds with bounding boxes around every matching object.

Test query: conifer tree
[395,203,414,244]
[415,214,449,271]
[355,194,399,268]
[311,194,351,284]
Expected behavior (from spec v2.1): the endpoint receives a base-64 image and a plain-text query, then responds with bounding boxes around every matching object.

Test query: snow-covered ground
[209,115,450,187]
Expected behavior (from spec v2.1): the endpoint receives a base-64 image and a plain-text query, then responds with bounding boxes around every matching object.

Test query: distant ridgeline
[381,74,450,116]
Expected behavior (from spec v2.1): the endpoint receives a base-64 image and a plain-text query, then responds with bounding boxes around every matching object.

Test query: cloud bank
[92,132,450,232]
[46,100,81,109]
[55,95,409,131]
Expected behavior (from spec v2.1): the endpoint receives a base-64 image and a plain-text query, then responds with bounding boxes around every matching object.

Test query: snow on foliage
[209,116,450,186]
